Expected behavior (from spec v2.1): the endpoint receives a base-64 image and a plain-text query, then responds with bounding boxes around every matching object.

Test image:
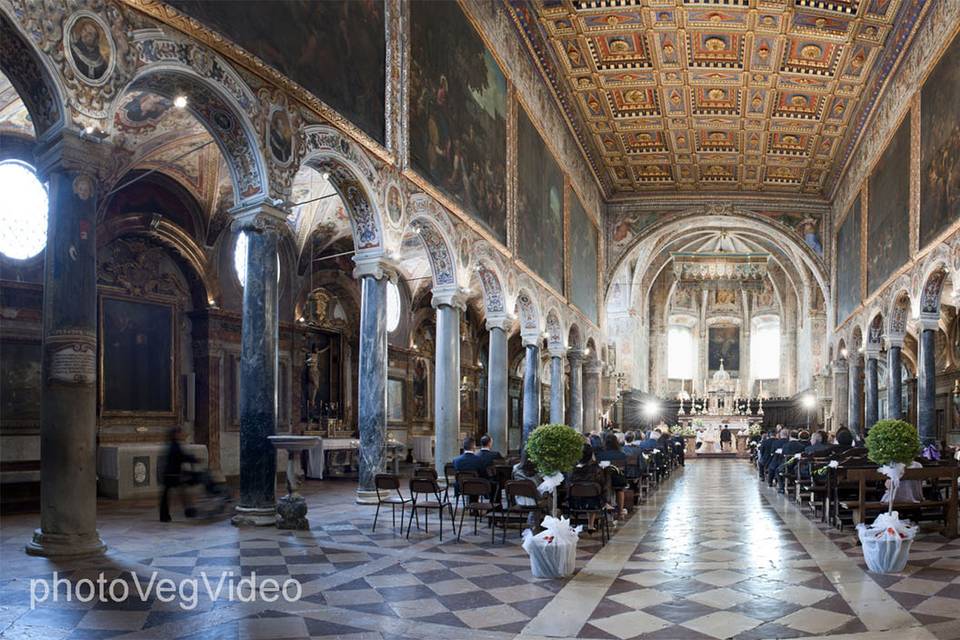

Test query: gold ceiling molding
[508,0,921,197]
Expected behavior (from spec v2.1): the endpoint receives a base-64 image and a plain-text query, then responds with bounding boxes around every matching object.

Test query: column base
[231,506,275,527]
[26,529,106,558]
[276,495,309,530]
[356,489,381,505]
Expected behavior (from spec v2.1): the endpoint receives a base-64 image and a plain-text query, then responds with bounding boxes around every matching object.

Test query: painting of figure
[0,342,41,424]
[119,92,170,127]
[708,326,740,371]
[606,210,664,268]
[67,15,112,83]
[836,196,862,324]
[167,0,386,143]
[409,0,507,243]
[868,118,910,295]
[797,218,823,256]
[412,357,429,420]
[570,192,598,323]
[101,297,174,414]
[268,110,293,164]
[920,33,960,249]
[517,108,564,293]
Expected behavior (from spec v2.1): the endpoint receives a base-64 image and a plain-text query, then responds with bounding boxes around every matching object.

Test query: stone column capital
[352,253,398,281]
[567,348,585,364]
[548,346,567,358]
[584,360,603,376]
[34,128,111,183]
[918,314,940,331]
[848,351,864,367]
[520,332,541,348]
[431,285,468,311]
[864,346,881,360]
[833,358,848,373]
[485,314,512,332]
[230,200,288,234]
[886,334,905,348]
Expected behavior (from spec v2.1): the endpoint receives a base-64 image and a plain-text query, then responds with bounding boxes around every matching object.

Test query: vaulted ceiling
[507,0,926,199]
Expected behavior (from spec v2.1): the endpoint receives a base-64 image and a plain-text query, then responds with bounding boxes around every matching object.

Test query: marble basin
[267,435,320,530]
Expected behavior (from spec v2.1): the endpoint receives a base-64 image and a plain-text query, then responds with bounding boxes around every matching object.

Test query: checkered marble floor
[2,462,959,639]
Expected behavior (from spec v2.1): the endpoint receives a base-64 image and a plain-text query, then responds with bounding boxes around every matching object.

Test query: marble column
[833,358,849,431]
[232,203,283,526]
[918,317,938,445]
[864,350,879,430]
[353,256,393,502]
[583,359,603,434]
[847,354,863,438]
[521,337,541,443]
[27,130,107,557]
[887,336,904,420]
[433,287,465,472]
[549,347,565,424]
[567,349,584,432]
[485,317,509,454]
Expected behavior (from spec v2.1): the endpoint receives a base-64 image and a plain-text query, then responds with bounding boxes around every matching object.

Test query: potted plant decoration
[857,419,922,574]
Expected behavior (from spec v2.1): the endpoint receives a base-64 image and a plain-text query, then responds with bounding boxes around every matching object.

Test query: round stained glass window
[0,160,48,260]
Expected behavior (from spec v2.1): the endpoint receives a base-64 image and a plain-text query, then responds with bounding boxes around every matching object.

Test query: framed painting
[387,377,404,424]
[517,107,565,293]
[867,118,910,295]
[0,340,41,427]
[100,296,176,416]
[409,0,508,242]
[708,326,740,371]
[166,0,386,143]
[570,191,599,323]
[920,33,960,249]
[835,195,862,324]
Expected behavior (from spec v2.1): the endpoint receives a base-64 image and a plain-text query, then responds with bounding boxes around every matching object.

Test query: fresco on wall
[167,0,386,143]
[754,210,824,257]
[708,326,739,371]
[920,33,960,249]
[868,118,910,295]
[409,0,507,243]
[606,210,666,268]
[570,192,598,323]
[836,196,862,324]
[101,297,174,414]
[0,342,40,424]
[517,108,564,293]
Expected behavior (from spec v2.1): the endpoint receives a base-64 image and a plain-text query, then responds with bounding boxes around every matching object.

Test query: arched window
[667,322,696,379]
[0,160,48,260]
[751,316,780,379]
[386,280,400,333]
[233,232,279,287]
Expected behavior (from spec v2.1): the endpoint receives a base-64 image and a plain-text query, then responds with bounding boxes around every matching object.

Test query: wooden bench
[838,466,959,538]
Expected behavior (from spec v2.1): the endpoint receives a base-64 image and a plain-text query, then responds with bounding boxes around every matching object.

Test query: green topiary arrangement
[865,419,921,467]
[525,424,584,476]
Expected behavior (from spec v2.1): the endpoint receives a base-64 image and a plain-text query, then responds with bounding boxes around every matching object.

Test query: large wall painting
[708,326,739,371]
[920,33,960,249]
[606,210,663,269]
[166,0,386,144]
[517,108,564,293]
[0,342,41,425]
[836,195,862,324]
[100,297,174,415]
[570,191,598,323]
[868,118,910,295]
[409,0,508,243]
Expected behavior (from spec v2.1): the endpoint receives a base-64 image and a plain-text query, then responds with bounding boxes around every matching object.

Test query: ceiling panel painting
[507,0,927,197]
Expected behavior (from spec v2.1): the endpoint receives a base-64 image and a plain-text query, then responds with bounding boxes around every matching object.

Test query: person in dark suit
[720,426,732,451]
[774,430,810,492]
[804,430,834,457]
[160,426,197,522]
[760,426,789,482]
[637,430,660,452]
[452,437,488,475]
[477,434,503,469]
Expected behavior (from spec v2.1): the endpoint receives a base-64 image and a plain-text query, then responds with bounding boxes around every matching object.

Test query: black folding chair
[457,478,498,542]
[372,474,410,532]
[406,477,455,541]
[567,481,610,545]
[500,480,547,543]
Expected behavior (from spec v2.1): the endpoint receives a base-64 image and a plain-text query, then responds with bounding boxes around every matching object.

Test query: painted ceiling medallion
[507,0,919,195]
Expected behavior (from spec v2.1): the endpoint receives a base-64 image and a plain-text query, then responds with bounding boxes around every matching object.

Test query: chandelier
[671,251,769,290]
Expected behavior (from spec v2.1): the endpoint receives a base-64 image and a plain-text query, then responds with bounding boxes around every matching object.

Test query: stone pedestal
[486,319,509,453]
[27,130,107,558]
[887,339,903,419]
[269,435,320,529]
[549,351,565,424]
[918,322,937,445]
[433,287,465,472]
[232,203,283,527]
[354,256,392,502]
[567,350,584,432]
[521,340,541,443]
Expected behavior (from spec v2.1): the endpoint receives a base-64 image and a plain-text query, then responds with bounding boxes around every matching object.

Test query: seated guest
[477,434,503,468]
[637,430,660,451]
[596,433,628,517]
[804,430,834,456]
[763,427,792,484]
[622,431,642,456]
[511,450,548,520]
[453,437,489,476]
[588,432,603,451]
[567,443,609,534]
[833,428,854,454]
[760,427,788,474]
[776,431,810,492]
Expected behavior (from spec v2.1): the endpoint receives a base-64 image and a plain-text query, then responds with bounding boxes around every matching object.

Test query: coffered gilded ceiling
[507,0,926,199]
